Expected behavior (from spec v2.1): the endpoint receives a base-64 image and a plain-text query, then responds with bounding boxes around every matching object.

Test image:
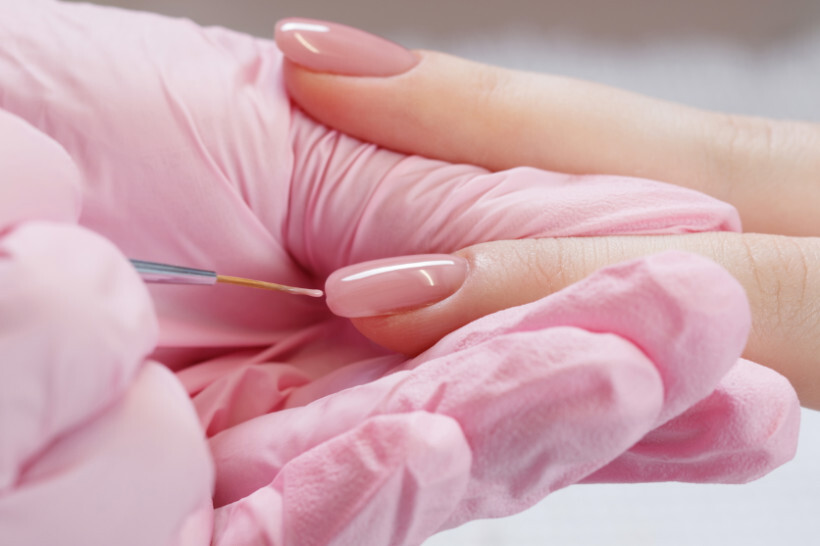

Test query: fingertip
[323,252,479,355]
[280,47,475,165]
[281,56,370,137]
[696,361,801,482]
[349,315,436,356]
[590,359,801,484]
[274,412,468,545]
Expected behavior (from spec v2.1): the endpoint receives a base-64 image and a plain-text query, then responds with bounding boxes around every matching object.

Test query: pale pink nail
[325,255,468,318]
[274,17,419,77]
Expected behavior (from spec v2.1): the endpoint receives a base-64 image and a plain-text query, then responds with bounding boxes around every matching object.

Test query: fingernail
[325,255,468,318]
[275,17,419,77]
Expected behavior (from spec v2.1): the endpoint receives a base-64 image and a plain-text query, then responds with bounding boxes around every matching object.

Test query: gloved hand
[0,109,214,546]
[0,2,799,545]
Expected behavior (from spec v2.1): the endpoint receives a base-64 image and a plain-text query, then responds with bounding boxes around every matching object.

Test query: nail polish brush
[130,259,323,297]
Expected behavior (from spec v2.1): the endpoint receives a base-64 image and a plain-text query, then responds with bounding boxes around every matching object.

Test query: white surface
[69,2,820,544]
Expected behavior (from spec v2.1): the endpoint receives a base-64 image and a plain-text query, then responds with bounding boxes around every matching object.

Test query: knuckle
[515,239,554,290]
[495,238,568,301]
[472,66,512,110]
[710,114,777,196]
[531,238,575,295]
[715,114,776,164]
[739,234,815,334]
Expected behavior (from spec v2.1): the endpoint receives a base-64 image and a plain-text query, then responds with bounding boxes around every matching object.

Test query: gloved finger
[583,358,800,484]
[0,109,81,228]
[0,363,214,546]
[276,18,820,237]
[213,412,469,546]
[0,222,157,489]
[212,327,663,530]
[210,253,778,527]
[327,233,820,407]
[286,109,739,278]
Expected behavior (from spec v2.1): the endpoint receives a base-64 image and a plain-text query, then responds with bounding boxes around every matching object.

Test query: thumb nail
[325,255,468,318]
[274,17,419,77]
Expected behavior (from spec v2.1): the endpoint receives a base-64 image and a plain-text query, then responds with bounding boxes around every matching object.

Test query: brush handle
[129,259,217,286]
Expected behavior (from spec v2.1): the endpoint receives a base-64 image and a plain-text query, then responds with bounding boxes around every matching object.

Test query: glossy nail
[274,17,419,77]
[325,255,468,318]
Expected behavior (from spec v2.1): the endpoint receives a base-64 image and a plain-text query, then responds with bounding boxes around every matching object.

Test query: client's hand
[0,4,800,545]
[277,18,820,409]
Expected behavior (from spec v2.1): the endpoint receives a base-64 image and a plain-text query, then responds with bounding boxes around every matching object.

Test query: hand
[0,109,213,546]
[276,17,820,409]
[0,4,799,545]
[277,19,820,238]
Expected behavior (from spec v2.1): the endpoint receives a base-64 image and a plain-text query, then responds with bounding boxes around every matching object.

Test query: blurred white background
[70,1,820,544]
[70,0,820,121]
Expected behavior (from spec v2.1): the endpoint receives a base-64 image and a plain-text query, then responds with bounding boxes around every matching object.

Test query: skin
[282,51,820,409]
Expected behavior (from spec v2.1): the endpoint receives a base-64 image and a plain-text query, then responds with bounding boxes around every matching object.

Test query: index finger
[277,20,820,237]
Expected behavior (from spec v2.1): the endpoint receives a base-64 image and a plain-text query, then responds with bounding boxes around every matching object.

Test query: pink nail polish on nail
[275,17,419,77]
[325,255,468,318]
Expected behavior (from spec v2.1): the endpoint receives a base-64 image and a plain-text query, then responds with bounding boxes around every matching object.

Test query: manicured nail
[325,255,468,318]
[275,17,419,77]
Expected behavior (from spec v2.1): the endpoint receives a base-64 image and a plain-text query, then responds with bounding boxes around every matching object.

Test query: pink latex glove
[0,109,213,545]
[0,2,799,545]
